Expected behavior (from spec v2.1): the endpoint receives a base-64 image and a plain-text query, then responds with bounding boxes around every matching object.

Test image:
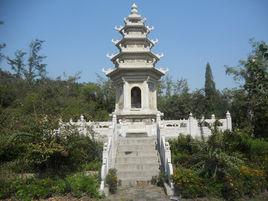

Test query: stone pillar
[226,111,232,131]
[123,79,130,110]
[152,82,157,110]
[143,80,149,109]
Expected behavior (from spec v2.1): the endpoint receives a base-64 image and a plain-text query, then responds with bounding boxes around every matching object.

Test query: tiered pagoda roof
[104,3,167,77]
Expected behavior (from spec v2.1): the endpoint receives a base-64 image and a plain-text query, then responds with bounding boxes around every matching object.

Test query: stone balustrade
[160,111,232,139]
[100,114,118,194]
[100,136,112,191]
[58,115,113,139]
[156,115,174,195]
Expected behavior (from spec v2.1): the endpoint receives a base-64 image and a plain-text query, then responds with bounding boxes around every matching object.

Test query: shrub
[0,116,103,178]
[105,168,118,194]
[51,178,68,195]
[82,160,101,171]
[169,134,200,155]
[221,176,241,201]
[66,173,100,198]
[239,166,267,197]
[0,174,100,200]
[172,167,206,198]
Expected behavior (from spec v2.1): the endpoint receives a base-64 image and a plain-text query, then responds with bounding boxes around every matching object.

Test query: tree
[7,50,26,78]
[204,63,220,117]
[173,78,189,95]
[0,21,5,66]
[205,63,216,97]
[226,40,268,138]
[7,39,47,85]
[0,43,5,64]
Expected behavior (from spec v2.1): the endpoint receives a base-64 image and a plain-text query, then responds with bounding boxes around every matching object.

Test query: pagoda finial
[131,3,138,14]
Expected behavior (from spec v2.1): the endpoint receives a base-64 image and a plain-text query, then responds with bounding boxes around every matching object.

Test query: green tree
[226,40,268,138]
[204,62,218,117]
[7,39,47,85]
[7,50,26,78]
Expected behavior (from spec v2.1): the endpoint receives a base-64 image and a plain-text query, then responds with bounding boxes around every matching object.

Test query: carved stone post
[226,111,232,131]
[188,113,197,137]
[112,114,117,127]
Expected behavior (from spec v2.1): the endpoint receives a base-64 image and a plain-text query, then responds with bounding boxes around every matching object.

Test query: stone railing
[100,114,118,194]
[160,111,232,139]
[100,136,112,191]
[58,115,113,140]
[156,114,174,195]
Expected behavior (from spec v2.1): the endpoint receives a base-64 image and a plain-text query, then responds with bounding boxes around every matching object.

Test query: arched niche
[131,86,141,108]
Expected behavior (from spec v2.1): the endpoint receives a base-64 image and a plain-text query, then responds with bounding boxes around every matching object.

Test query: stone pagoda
[104,3,166,125]
[59,3,232,192]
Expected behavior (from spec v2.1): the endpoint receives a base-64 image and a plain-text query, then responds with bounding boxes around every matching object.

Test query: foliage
[172,166,206,198]
[0,116,102,177]
[105,168,118,194]
[205,63,217,116]
[170,129,268,199]
[226,40,268,138]
[0,173,100,200]
[66,173,100,198]
[158,73,228,119]
[82,160,102,171]
[7,39,47,85]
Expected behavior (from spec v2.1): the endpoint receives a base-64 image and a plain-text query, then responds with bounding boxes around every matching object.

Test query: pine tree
[204,63,217,117]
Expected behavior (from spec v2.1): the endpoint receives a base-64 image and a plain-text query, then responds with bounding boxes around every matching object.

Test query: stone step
[117,145,157,152]
[115,155,159,164]
[119,179,152,186]
[115,163,160,172]
[126,132,148,138]
[119,138,156,145]
[116,150,158,157]
[117,170,159,180]
[114,136,160,187]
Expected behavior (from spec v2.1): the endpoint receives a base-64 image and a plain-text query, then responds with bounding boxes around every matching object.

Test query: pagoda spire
[131,3,138,14]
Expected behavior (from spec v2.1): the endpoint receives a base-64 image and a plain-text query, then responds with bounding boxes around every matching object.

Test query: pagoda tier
[106,3,163,70]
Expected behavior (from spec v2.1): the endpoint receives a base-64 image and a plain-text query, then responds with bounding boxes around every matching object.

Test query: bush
[239,166,267,197]
[0,173,101,200]
[66,173,100,198]
[82,160,101,171]
[1,178,55,200]
[105,168,118,194]
[172,167,206,198]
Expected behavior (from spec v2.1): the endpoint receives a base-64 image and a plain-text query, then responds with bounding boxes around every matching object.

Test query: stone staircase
[115,136,160,186]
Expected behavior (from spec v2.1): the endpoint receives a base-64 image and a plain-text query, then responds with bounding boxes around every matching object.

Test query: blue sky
[1,0,268,90]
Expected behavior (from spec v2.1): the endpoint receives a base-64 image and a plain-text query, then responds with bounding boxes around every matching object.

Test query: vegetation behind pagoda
[0,37,267,199]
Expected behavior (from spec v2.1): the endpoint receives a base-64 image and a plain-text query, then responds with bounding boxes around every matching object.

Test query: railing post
[112,114,117,127]
[226,111,232,131]
[188,112,197,137]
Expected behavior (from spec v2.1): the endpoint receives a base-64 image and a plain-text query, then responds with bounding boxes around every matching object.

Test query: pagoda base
[113,109,161,123]
[112,109,162,137]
